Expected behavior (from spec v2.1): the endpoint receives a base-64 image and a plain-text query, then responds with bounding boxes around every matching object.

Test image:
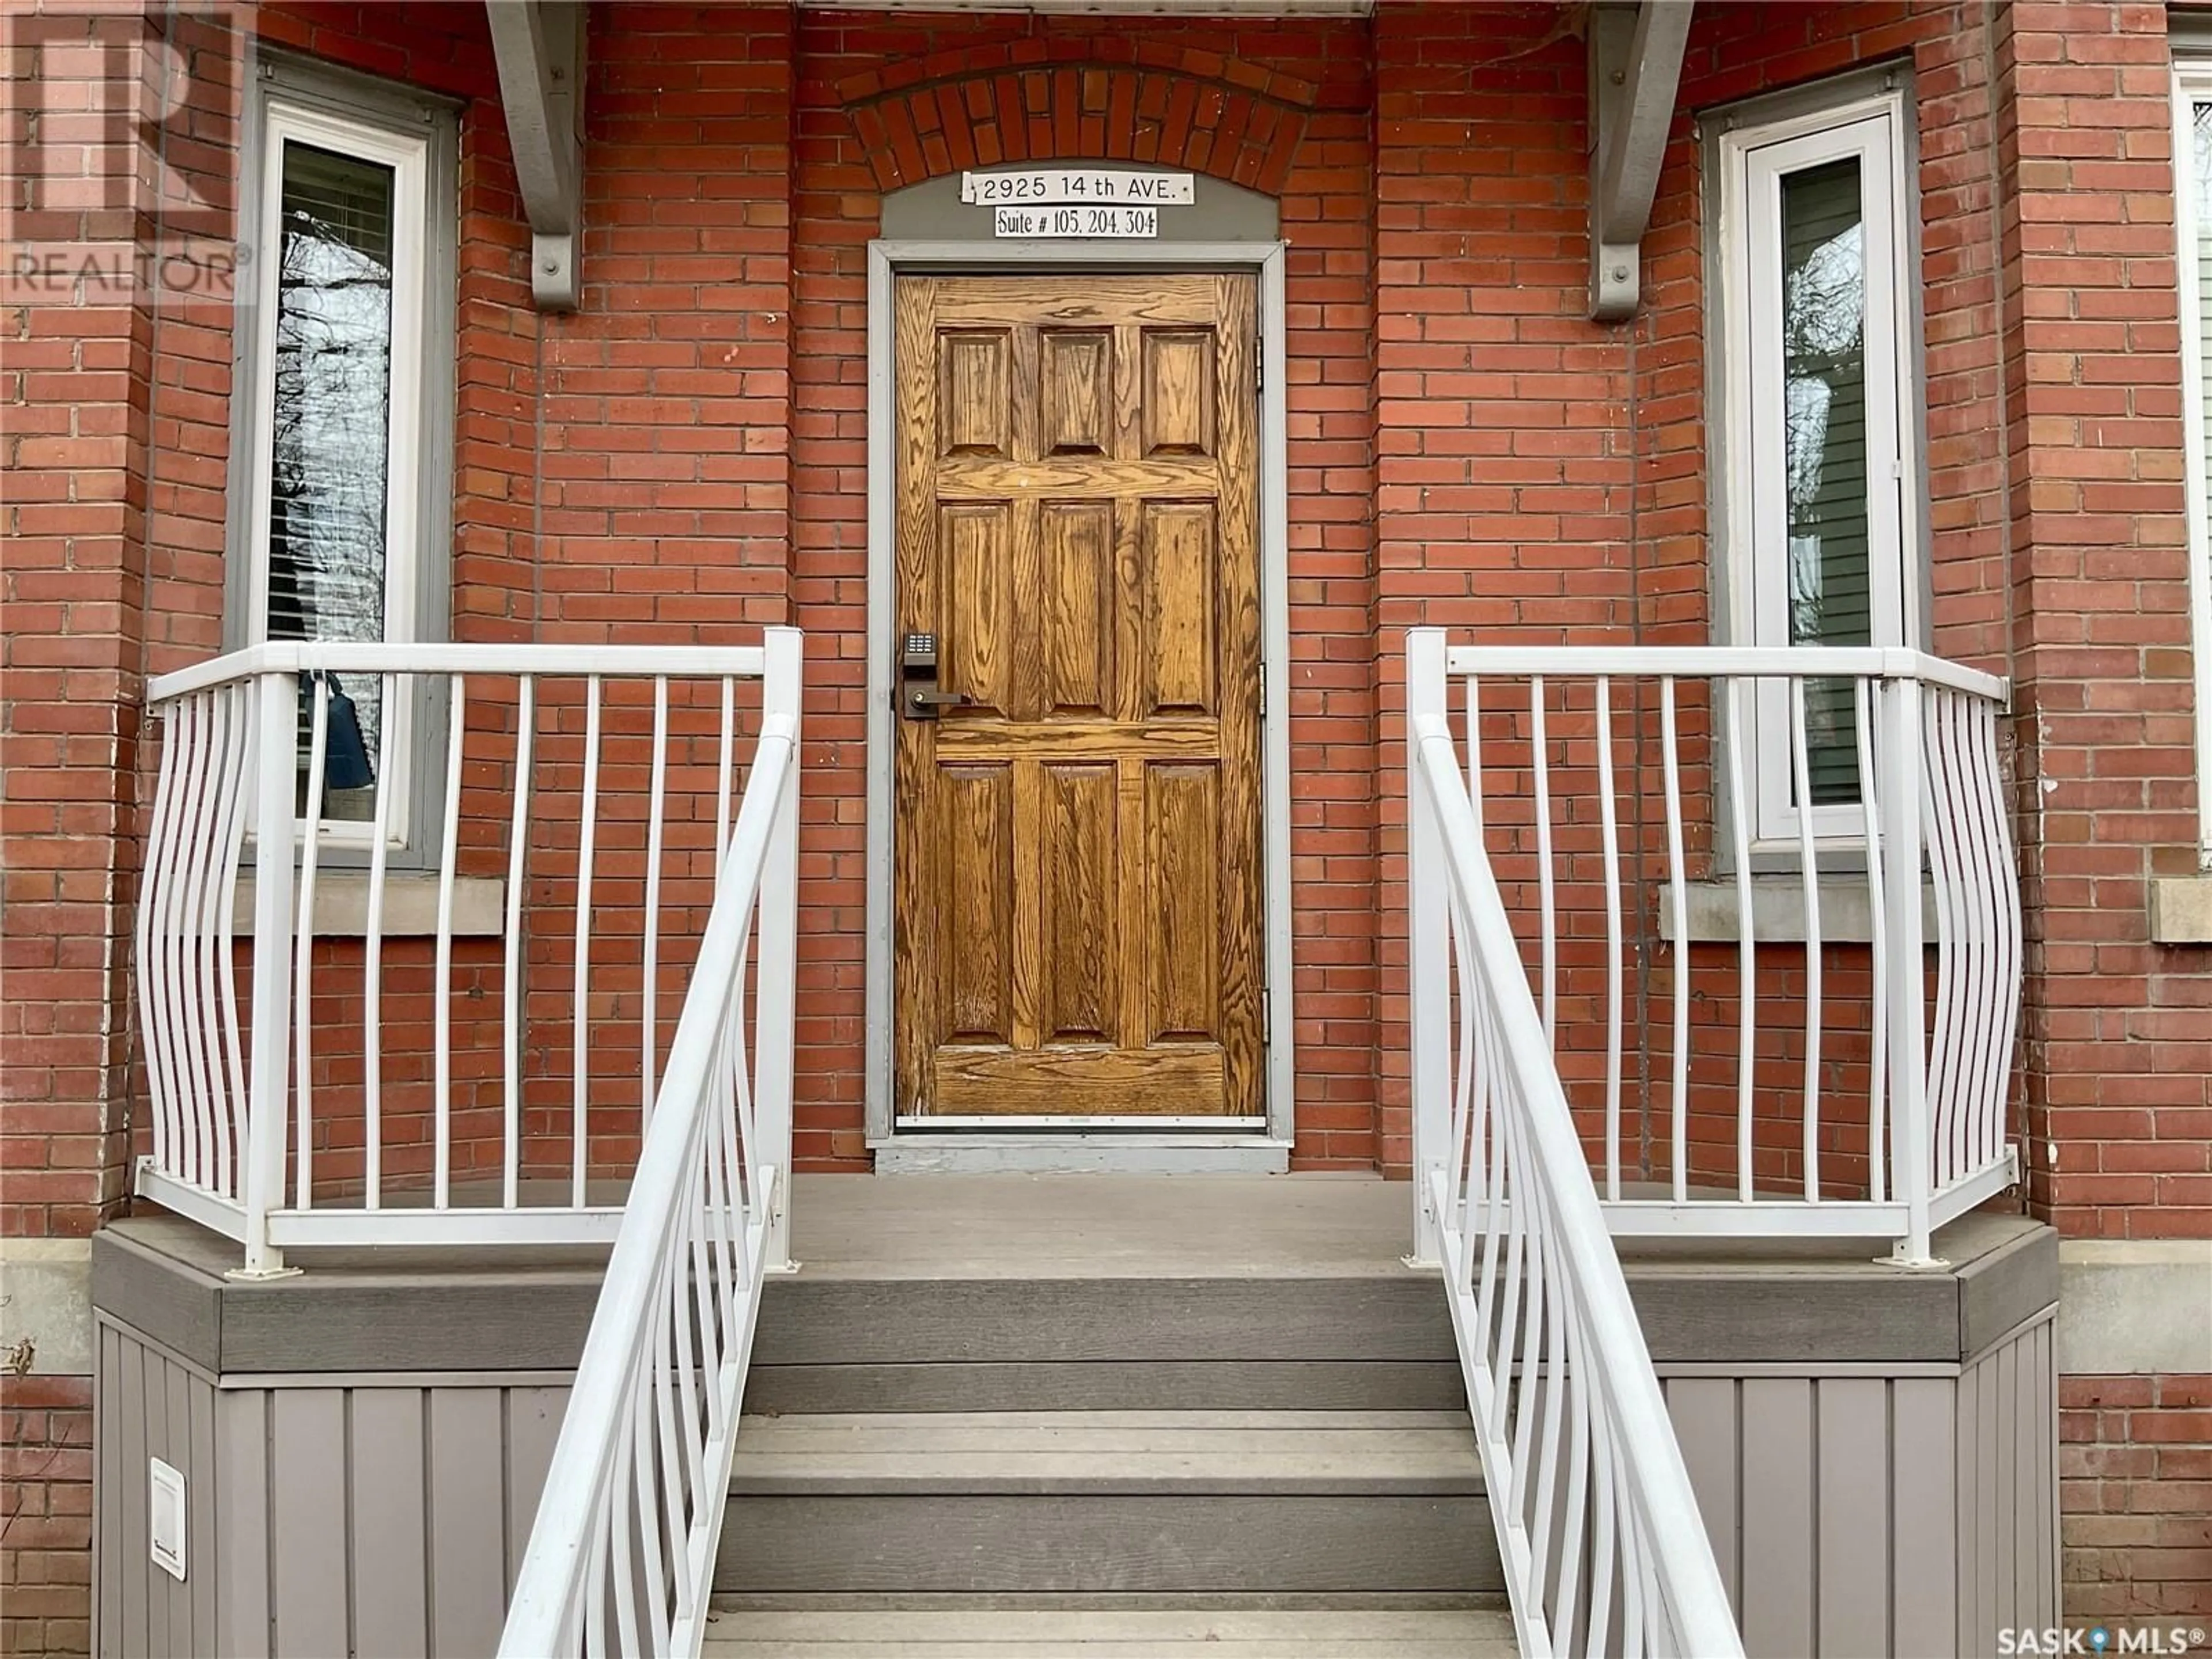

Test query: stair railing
[499,631,801,1658]
[1407,630,1742,1659]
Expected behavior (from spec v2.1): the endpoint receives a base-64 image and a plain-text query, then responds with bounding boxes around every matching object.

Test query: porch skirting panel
[1660,1312,2061,1658]
[90,1316,570,1659]
[90,1192,2058,1658]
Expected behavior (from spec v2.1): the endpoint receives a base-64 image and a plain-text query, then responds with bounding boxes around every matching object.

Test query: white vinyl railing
[1407,641,1743,1659]
[134,631,802,1276]
[498,668,798,1658]
[1407,633,2022,1266]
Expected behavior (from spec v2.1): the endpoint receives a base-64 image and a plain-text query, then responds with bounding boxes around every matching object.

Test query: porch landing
[93,1172,2055,1378]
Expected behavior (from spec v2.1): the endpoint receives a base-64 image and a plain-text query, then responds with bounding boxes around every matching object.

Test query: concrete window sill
[2150,875,2212,945]
[233,873,506,938]
[1660,877,1938,945]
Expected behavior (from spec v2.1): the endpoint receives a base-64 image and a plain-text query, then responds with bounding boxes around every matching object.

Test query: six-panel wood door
[892,273,1264,1119]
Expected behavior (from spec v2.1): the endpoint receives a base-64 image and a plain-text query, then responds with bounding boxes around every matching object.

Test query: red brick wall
[1993,1,2212,1243]
[0,1376,94,1659]
[2062,1373,2212,1621]
[787,10,1380,1166]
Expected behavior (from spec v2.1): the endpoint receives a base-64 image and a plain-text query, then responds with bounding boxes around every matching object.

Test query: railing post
[1879,673,1936,1266]
[754,627,802,1272]
[1406,628,1450,1267]
[234,669,300,1279]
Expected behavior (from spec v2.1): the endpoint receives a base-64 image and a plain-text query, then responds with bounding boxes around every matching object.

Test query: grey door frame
[862,239,1294,1151]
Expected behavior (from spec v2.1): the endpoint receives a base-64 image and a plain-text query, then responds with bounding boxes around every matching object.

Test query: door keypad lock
[899,631,970,721]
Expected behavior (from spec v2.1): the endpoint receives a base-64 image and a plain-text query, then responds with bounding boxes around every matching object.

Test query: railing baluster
[294,674,329,1210]
[715,676,736,889]
[213,685,255,1200]
[161,692,210,1189]
[1879,674,1934,1263]
[1661,676,1688,1203]
[1855,675,1887,1205]
[1550,1298,1593,1653]
[504,675,536,1210]
[642,676,670,1123]
[1924,688,1966,1192]
[183,691,229,1191]
[1956,692,2003,1183]
[1724,675,1756,1203]
[1531,676,1555,1048]
[1983,699,2025,1175]
[434,674,467,1211]
[1789,676,1822,1202]
[238,671,298,1275]
[137,691,183,1187]
[363,673,399,1210]
[575,676,603,1208]
[1597,676,1623,1202]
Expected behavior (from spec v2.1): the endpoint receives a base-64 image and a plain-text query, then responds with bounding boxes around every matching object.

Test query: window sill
[232,873,505,938]
[2149,876,2212,945]
[1660,877,1938,945]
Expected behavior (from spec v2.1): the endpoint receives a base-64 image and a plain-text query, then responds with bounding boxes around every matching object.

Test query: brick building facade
[5,1,2210,1652]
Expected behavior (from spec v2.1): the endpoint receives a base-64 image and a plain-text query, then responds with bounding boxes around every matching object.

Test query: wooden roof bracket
[487,0,585,311]
[1588,0,1694,321]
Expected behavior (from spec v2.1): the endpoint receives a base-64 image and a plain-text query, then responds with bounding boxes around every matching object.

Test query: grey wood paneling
[427,1388,509,1658]
[97,1317,572,1659]
[118,1336,149,1659]
[96,1329,223,1659]
[1953,1317,2061,1656]
[1817,1378,1889,1658]
[350,1391,429,1659]
[1740,1377,1816,1658]
[505,1387,567,1597]
[213,1390,271,1659]
[1892,1377,1959,1658]
[1653,1313,2059,1659]
[1663,1376,1741,1616]
[271,1389,350,1658]
[97,1324,120,1657]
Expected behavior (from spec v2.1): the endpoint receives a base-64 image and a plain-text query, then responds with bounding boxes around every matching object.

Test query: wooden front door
[892,273,1264,1120]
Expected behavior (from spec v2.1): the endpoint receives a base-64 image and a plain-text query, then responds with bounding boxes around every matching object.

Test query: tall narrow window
[2171,62,2212,867]
[1715,82,1919,846]
[233,64,450,855]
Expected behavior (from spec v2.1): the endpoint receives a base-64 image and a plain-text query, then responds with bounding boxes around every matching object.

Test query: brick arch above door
[837,46,1321,196]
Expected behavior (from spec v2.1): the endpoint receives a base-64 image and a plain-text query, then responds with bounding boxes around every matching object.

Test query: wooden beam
[1588,0,1694,321]
[486,0,584,311]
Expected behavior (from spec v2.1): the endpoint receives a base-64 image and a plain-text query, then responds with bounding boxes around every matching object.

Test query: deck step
[700,1605,1518,1655]
[715,1409,1499,1597]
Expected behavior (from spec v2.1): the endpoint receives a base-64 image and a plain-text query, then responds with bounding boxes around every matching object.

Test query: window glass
[266,139,396,821]
[1779,156,1869,804]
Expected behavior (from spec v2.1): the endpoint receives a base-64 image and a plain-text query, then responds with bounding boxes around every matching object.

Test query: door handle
[902,684,971,721]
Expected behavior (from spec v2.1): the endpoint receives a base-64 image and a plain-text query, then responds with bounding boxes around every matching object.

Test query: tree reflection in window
[266,140,395,821]
[1779,157,1869,805]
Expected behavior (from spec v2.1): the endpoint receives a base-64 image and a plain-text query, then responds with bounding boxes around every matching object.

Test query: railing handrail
[1441,642,2008,704]
[1411,706,1743,1658]
[499,706,797,1657]
[147,639,771,703]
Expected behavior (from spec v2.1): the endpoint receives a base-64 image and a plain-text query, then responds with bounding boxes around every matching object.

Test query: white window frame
[2169,59,2212,869]
[228,55,455,865]
[1714,80,1921,849]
